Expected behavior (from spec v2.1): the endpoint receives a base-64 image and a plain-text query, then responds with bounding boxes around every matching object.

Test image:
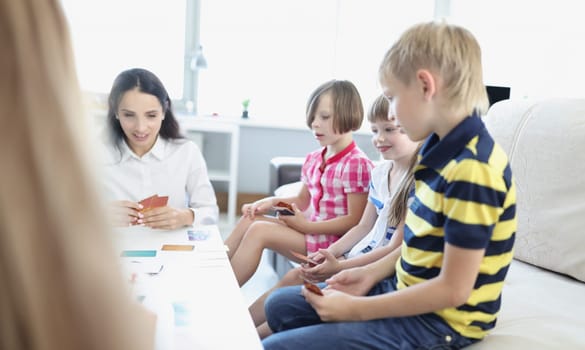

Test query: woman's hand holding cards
[141,206,194,230]
[109,200,143,227]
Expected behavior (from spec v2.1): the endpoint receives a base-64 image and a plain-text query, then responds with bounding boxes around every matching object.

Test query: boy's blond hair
[379,21,489,116]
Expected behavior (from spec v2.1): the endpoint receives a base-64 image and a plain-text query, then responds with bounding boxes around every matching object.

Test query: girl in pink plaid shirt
[225,80,374,287]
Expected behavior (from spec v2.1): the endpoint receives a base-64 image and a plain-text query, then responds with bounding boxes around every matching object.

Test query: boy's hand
[302,288,358,322]
[301,249,341,282]
[325,266,375,296]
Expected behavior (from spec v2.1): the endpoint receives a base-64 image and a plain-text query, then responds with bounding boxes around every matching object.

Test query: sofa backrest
[485,99,585,282]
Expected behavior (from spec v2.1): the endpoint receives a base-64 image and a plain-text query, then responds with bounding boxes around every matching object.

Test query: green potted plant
[241,98,250,119]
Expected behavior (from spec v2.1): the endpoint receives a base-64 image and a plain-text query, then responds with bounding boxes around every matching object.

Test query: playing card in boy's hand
[303,280,323,296]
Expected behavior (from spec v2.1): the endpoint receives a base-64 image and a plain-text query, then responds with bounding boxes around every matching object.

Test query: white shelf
[178,115,240,225]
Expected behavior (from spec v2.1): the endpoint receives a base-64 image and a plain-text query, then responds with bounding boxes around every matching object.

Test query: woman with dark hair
[103,68,218,229]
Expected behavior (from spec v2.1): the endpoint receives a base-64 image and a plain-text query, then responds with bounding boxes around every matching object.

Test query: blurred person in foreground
[0,0,154,349]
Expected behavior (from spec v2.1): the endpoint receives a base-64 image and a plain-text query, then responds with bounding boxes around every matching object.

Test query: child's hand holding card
[273,201,295,216]
[290,250,319,267]
[303,280,323,296]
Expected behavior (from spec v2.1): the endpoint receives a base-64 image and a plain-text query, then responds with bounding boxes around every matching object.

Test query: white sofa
[269,98,585,348]
[468,98,585,349]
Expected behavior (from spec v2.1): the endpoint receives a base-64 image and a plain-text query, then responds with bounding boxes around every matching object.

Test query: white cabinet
[178,116,240,225]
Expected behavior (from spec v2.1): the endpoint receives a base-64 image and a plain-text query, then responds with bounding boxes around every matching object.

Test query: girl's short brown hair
[305,80,364,133]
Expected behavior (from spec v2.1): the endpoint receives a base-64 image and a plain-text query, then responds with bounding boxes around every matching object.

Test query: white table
[114,225,262,350]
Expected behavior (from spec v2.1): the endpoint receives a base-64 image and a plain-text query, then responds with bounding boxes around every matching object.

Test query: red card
[289,250,318,267]
[151,196,168,208]
[303,280,323,296]
[139,195,157,210]
[139,194,168,212]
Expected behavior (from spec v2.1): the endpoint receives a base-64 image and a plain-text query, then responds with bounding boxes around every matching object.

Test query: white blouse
[102,136,219,225]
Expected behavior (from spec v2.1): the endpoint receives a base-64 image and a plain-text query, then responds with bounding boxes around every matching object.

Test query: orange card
[139,194,168,212]
[161,244,194,251]
[289,250,318,267]
[303,280,323,296]
[151,195,168,208]
[139,195,157,210]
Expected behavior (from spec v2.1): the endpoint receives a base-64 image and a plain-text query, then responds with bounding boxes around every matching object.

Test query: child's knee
[245,221,273,239]
[265,286,300,326]
[280,268,303,286]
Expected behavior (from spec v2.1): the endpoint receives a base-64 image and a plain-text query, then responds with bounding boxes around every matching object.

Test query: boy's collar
[419,113,484,169]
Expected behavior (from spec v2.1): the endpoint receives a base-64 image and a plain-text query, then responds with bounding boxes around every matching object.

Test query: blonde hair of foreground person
[0,1,154,349]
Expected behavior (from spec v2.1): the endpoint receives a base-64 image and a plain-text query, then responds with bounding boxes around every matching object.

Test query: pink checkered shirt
[301,141,373,253]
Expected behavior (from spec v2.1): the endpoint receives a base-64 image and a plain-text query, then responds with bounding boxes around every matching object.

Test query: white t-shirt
[346,160,401,258]
[102,136,219,225]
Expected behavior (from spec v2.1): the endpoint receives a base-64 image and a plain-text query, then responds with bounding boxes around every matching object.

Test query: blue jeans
[262,278,478,350]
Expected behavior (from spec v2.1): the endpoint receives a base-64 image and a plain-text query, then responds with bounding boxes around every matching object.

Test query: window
[198,0,432,126]
[63,1,583,126]
[60,0,187,100]
[61,0,432,126]
[449,0,585,100]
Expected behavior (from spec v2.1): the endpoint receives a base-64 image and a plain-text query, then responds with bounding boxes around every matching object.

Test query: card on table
[187,229,209,241]
[121,250,158,258]
[161,244,194,251]
[172,301,193,327]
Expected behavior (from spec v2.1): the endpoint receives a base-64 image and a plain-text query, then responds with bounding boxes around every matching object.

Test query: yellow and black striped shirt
[395,114,517,339]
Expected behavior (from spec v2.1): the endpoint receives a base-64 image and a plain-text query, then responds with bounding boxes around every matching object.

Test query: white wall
[203,125,377,194]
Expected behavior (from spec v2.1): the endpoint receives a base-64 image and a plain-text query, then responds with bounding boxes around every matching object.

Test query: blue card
[187,229,209,241]
[120,250,157,257]
[172,301,192,327]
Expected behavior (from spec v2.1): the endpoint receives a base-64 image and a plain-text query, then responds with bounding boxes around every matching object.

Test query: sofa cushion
[467,260,585,349]
[484,99,585,282]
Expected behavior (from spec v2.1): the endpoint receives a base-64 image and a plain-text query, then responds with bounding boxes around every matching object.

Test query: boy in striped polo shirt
[263,21,517,350]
